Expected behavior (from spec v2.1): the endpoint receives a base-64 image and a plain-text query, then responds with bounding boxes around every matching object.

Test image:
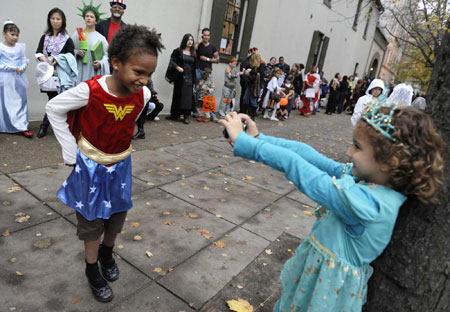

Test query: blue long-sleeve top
[234,132,406,267]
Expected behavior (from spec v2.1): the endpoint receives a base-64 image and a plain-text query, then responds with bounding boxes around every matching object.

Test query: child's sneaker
[202,118,210,123]
[210,116,218,123]
[196,117,203,122]
[270,116,279,121]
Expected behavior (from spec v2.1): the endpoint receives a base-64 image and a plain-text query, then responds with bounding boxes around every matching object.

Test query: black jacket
[95,18,126,41]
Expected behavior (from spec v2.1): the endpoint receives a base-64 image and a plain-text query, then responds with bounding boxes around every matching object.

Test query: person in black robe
[165,34,196,124]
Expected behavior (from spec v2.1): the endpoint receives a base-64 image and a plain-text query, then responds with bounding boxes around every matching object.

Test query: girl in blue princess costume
[0,21,32,137]
[219,103,444,311]
[46,24,164,303]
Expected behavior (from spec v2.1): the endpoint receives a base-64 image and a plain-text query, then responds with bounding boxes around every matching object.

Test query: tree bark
[364,30,450,311]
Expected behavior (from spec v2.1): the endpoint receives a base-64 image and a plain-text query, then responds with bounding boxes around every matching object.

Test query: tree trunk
[364,30,450,311]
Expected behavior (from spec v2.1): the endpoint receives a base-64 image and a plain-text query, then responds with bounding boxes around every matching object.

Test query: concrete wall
[2,0,380,121]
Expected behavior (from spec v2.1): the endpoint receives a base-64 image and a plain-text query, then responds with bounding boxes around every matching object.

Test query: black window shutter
[305,31,320,72]
[318,36,329,72]
[238,0,258,62]
[209,0,227,55]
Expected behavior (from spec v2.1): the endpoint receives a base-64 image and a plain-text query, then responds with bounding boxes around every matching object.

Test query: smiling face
[346,122,389,185]
[111,51,157,96]
[84,11,97,27]
[50,12,63,32]
[269,57,276,65]
[110,4,125,18]
[3,30,19,47]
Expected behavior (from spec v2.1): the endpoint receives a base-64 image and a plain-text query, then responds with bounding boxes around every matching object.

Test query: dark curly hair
[108,24,164,63]
[358,106,444,203]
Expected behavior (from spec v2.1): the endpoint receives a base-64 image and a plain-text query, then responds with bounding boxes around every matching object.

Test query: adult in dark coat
[336,75,349,114]
[238,48,253,114]
[95,1,126,43]
[326,73,341,115]
[166,34,196,124]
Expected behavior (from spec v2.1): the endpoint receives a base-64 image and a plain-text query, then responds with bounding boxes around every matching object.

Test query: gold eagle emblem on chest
[104,104,135,121]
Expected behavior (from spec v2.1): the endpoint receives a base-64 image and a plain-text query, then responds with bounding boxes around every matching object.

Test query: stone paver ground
[0,109,353,311]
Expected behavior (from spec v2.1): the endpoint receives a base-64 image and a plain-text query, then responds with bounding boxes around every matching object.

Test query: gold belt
[78,135,132,165]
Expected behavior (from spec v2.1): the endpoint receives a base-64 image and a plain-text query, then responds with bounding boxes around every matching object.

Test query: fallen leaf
[15,215,30,223]
[33,238,52,249]
[8,186,21,193]
[188,194,195,198]
[10,257,16,263]
[175,167,180,170]
[292,214,298,218]
[227,298,254,312]
[180,182,186,186]
[117,244,124,249]
[130,222,140,227]
[71,296,83,304]
[304,211,314,216]
[168,267,174,272]
[265,249,272,255]
[203,185,210,190]
[188,212,199,218]
[2,229,10,237]
[285,226,291,230]
[145,251,153,257]
[215,240,226,248]
[16,271,23,276]
[153,267,166,276]
[203,234,212,239]
[222,253,228,257]
[133,235,142,241]
[243,175,254,181]
[162,211,171,216]
[146,169,154,173]
[146,182,154,186]
[237,285,244,289]
[265,215,272,219]
[48,170,56,173]
[220,198,227,203]
[163,221,172,225]
[3,201,11,206]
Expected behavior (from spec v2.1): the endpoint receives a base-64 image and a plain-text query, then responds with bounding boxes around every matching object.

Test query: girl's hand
[176,66,184,73]
[238,114,259,137]
[50,59,57,66]
[77,50,85,57]
[15,68,22,74]
[218,112,259,144]
[93,61,100,70]
[38,56,47,62]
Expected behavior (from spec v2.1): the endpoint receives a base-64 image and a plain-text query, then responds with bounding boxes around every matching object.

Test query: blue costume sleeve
[258,133,345,177]
[234,132,380,235]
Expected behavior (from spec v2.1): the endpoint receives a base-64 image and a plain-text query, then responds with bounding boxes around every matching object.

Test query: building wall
[2,0,381,120]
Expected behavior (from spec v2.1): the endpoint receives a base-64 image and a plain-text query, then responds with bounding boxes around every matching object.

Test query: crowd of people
[1,1,442,311]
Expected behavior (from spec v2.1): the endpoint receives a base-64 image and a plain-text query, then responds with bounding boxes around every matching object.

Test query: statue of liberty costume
[0,42,29,133]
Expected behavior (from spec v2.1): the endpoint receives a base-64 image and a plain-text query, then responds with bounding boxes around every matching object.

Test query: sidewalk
[0,111,353,312]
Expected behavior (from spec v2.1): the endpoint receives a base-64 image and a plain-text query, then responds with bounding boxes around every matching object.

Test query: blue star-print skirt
[57,149,133,221]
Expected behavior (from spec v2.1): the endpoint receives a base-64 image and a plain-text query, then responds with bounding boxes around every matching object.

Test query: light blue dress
[0,42,29,133]
[233,133,406,312]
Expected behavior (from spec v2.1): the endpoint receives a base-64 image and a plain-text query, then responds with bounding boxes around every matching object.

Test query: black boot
[98,243,119,282]
[85,260,114,302]
[37,114,50,138]
[37,125,48,138]
[132,128,145,140]
[183,115,190,124]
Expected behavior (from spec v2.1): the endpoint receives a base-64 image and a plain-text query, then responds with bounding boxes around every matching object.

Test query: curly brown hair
[358,106,444,203]
[108,24,164,63]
